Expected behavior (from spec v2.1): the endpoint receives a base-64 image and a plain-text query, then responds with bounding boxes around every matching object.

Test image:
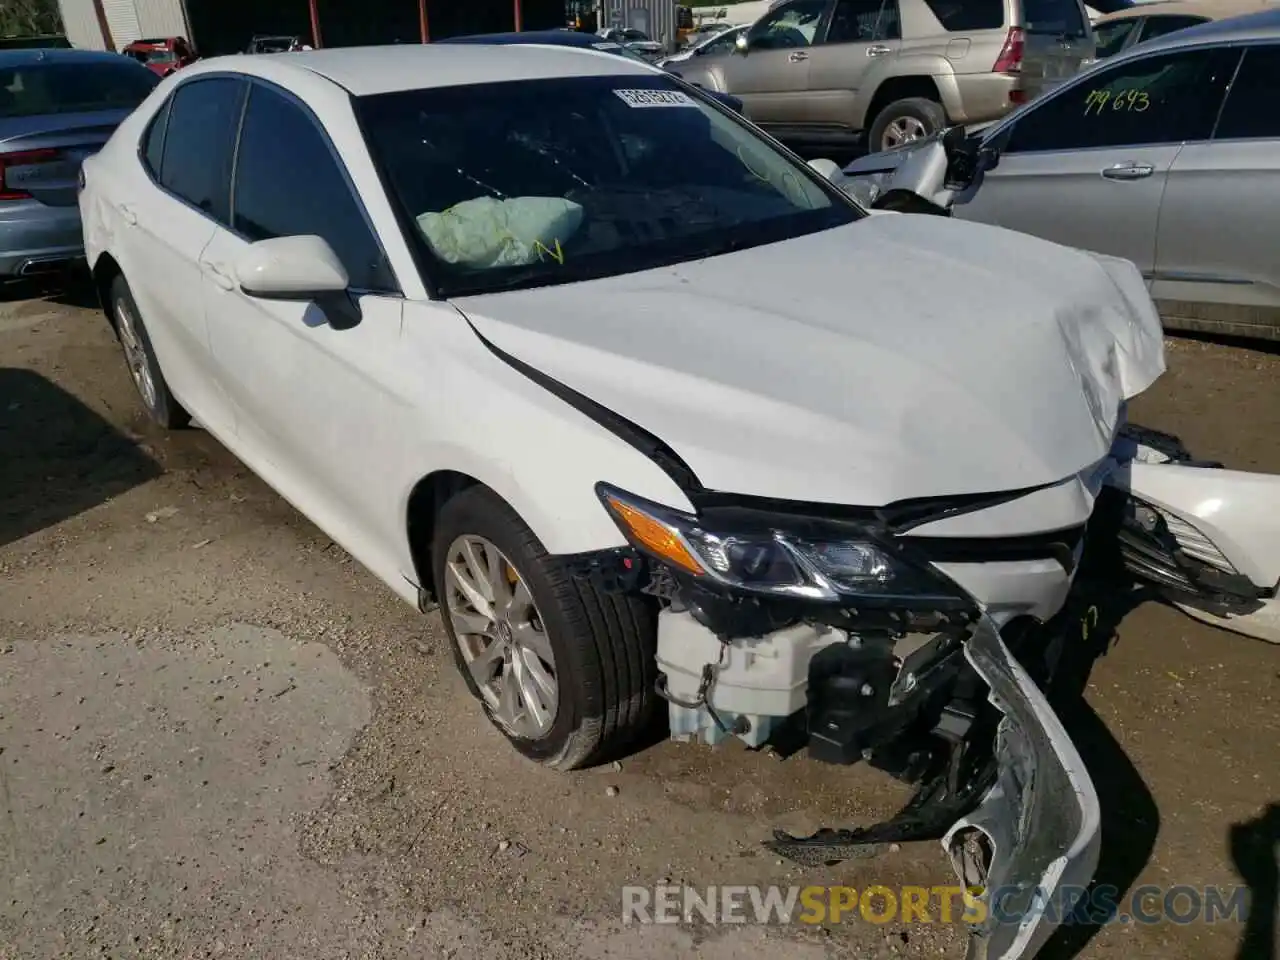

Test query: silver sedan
[849,9,1280,341]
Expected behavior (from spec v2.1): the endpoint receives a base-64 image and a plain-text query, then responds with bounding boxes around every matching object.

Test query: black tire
[868,96,947,154]
[109,274,190,429]
[432,485,658,770]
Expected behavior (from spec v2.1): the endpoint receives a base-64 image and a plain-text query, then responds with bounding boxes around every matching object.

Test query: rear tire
[432,485,658,770]
[868,96,946,153]
[109,274,190,429]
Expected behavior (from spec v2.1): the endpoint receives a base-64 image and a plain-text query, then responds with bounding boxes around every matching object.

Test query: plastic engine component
[656,610,844,747]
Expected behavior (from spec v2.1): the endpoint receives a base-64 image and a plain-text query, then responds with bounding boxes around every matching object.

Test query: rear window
[922,0,1004,31]
[0,60,159,118]
[1093,17,1138,57]
[1023,0,1087,35]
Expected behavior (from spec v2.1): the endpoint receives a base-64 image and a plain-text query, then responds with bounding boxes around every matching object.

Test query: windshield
[139,48,177,63]
[590,41,652,63]
[358,75,857,298]
[0,60,158,118]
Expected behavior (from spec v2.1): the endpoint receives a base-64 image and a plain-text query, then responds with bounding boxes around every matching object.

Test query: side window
[702,29,740,55]
[160,77,246,224]
[1003,48,1237,154]
[919,0,1003,32]
[825,0,902,43]
[232,84,395,293]
[1136,14,1207,45]
[1214,45,1280,141]
[1093,18,1139,59]
[748,0,828,50]
[141,96,171,178]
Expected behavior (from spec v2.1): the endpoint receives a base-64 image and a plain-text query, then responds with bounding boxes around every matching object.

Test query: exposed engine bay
[564,422,1280,960]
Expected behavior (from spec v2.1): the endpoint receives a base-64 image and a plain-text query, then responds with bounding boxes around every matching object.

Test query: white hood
[454,215,1165,506]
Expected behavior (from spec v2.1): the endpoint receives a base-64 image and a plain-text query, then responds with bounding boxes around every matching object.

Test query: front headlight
[596,483,964,604]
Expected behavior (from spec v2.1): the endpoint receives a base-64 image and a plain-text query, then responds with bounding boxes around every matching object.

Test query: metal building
[55,0,569,54]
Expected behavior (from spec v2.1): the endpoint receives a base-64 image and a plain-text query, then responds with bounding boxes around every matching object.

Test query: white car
[75,44,1275,960]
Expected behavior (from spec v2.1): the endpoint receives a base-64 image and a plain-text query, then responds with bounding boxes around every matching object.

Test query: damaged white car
[79,45,1280,960]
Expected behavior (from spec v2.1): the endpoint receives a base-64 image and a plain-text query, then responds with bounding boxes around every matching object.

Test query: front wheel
[431,485,658,770]
[868,96,946,153]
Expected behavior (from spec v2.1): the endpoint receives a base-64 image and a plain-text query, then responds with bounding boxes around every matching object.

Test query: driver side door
[957,46,1238,276]
[200,79,408,545]
[718,0,830,123]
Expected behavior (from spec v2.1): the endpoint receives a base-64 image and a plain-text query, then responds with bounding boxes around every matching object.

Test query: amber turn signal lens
[604,495,704,576]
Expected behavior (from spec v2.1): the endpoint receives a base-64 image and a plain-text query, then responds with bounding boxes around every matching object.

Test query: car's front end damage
[570,471,1106,959]
[451,205,1280,959]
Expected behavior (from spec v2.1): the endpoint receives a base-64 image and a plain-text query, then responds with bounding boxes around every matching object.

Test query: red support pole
[419,0,430,41]
[308,0,324,48]
[513,0,523,31]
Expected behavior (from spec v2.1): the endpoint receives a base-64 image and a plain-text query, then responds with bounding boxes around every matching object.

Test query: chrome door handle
[118,203,137,226]
[1101,162,1154,181]
[201,260,235,291]
[867,44,892,57]
[788,50,809,62]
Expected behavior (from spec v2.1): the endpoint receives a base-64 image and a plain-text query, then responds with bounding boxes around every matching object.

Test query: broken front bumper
[943,614,1101,960]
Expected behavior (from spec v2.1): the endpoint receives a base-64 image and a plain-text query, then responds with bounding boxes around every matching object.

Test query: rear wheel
[868,96,946,153]
[432,485,658,769]
[110,274,190,429]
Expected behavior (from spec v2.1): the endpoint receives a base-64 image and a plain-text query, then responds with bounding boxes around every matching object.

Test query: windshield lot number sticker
[614,89,697,108]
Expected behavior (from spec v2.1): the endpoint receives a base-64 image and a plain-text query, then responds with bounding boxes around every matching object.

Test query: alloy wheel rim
[445,535,558,739]
[115,298,157,411]
[882,115,929,150]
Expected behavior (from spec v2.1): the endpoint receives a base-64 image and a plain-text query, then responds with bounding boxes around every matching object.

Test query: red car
[121,37,198,77]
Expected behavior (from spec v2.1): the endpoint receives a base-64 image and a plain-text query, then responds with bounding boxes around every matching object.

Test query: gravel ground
[0,282,1277,960]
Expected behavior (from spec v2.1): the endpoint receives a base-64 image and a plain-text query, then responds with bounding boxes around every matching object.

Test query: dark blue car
[438,30,745,114]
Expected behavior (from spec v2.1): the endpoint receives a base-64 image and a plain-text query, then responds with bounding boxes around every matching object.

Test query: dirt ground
[0,282,1277,960]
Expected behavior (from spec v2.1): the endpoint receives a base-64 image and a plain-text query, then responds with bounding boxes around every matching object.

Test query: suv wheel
[431,485,658,770]
[869,97,946,152]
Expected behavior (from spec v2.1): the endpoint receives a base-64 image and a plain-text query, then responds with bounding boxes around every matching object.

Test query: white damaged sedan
[78,43,1279,960]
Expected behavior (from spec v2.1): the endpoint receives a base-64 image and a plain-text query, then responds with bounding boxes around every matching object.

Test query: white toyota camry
[77,43,1280,960]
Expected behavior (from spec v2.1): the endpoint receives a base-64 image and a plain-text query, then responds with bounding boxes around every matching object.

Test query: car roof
[1123,3,1280,47]
[194,43,653,96]
[0,47,143,67]
[1095,0,1278,24]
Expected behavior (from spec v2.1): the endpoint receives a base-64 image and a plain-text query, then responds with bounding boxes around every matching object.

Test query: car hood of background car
[452,214,1166,507]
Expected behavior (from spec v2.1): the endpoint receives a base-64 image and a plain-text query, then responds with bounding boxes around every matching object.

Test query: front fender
[394,304,696,572]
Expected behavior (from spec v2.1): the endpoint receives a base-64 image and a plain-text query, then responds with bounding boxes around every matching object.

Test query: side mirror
[734,32,749,53]
[807,158,842,182]
[235,235,361,330]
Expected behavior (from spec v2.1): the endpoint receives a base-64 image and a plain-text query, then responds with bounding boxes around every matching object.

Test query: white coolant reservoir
[656,610,844,747]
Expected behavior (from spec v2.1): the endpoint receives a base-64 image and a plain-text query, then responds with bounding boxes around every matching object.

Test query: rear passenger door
[119,75,246,432]
[1153,43,1280,338]
[958,47,1236,276]
[199,80,408,547]
[804,0,902,135]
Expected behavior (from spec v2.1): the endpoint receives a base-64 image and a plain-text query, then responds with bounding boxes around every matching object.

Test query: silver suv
[675,0,1095,152]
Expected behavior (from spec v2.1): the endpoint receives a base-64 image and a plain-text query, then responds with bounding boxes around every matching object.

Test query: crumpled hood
[453,215,1165,506]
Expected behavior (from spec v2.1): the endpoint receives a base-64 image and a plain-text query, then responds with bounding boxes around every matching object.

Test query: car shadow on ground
[1230,803,1279,960]
[1038,562,1162,959]
[0,367,162,548]
[1,270,99,311]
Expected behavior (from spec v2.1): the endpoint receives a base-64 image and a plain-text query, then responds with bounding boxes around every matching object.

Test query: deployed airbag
[416,196,584,270]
